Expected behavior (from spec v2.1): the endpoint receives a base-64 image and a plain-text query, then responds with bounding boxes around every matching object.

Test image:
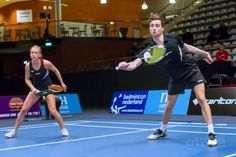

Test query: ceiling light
[100,0,107,4]
[169,0,176,4]
[141,1,148,10]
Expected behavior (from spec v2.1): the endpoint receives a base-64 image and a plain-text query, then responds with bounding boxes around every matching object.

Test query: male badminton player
[5,45,69,138]
[117,13,217,147]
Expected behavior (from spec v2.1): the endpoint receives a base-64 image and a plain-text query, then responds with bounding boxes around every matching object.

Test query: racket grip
[115,66,119,71]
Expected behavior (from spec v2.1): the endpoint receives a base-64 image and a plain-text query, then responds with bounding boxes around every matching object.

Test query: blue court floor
[0,111,236,157]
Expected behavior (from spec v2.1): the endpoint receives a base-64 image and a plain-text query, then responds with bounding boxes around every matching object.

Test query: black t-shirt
[138,34,199,82]
[29,59,53,90]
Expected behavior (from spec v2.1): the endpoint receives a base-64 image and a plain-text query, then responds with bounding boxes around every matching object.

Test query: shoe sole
[208,143,217,147]
[147,134,167,140]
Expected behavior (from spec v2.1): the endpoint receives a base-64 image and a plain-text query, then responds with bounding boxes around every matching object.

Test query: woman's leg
[45,95,64,129]
[14,92,40,131]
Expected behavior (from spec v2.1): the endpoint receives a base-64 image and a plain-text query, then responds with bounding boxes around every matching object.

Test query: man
[116,13,217,147]
[218,21,229,40]
[216,44,229,61]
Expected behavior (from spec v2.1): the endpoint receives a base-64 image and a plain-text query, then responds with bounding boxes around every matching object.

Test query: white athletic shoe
[207,133,217,147]
[60,128,69,137]
[147,129,167,140]
[5,129,17,138]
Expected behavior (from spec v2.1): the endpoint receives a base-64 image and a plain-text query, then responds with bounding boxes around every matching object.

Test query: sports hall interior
[0,0,236,110]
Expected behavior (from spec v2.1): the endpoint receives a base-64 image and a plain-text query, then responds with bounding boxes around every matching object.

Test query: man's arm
[183,43,214,64]
[117,58,142,71]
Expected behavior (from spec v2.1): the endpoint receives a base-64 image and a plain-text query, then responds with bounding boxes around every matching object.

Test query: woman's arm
[24,63,38,93]
[44,60,67,91]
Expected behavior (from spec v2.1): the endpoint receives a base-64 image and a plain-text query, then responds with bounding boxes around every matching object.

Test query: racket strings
[48,85,63,92]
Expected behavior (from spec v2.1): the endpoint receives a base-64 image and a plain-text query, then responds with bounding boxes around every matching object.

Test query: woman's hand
[31,88,40,94]
[61,83,67,92]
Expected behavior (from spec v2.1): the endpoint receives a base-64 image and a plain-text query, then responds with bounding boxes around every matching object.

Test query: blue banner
[41,93,82,116]
[110,91,148,114]
[144,89,191,115]
[110,89,191,115]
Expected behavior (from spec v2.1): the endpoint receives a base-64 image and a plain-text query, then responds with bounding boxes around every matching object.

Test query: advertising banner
[40,93,82,116]
[110,91,148,114]
[0,95,40,119]
[188,87,236,115]
[16,9,33,23]
[145,89,191,115]
[110,89,191,115]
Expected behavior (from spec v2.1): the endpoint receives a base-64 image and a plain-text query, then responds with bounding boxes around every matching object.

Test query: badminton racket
[115,45,165,70]
[37,84,64,96]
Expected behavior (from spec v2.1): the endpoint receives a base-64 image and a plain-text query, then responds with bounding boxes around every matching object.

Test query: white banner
[16,9,33,23]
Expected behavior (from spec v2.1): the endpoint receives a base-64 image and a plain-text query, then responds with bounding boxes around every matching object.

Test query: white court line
[0,119,234,133]
[224,154,236,157]
[168,129,236,136]
[0,128,151,152]
[0,120,90,132]
[75,120,228,126]
[73,120,236,130]
[67,123,236,136]
[66,123,148,130]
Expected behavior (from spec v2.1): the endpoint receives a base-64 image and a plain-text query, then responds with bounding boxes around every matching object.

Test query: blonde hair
[30,45,43,58]
[148,13,164,27]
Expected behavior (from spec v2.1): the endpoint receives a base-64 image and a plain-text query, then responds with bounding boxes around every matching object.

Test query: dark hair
[148,13,164,27]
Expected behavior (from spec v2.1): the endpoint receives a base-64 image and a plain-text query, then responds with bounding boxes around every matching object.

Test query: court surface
[0,111,236,157]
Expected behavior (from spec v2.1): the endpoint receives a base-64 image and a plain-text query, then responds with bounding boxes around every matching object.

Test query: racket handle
[115,66,119,70]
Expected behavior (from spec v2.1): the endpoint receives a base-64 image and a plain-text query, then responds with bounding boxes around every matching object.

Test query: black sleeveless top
[29,59,53,90]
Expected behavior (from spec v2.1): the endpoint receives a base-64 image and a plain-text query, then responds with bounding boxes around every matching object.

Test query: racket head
[48,85,64,93]
[144,46,165,64]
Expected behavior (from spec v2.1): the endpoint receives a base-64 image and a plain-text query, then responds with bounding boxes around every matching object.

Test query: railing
[0,20,142,42]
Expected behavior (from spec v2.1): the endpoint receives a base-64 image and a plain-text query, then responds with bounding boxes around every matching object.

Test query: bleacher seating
[167,0,236,61]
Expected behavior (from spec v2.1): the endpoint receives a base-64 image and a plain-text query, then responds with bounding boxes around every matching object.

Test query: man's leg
[147,94,178,140]
[193,83,217,146]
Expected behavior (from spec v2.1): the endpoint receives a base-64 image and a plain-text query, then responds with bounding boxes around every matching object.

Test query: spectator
[207,25,218,43]
[181,29,194,45]
[217,21,229,40]
[216,44,229,61]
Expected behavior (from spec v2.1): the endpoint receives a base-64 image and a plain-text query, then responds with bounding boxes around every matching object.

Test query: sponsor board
[41,93,82,116]
[110,91,148,114]
[0,95,40,119]
[110,89,191,115]
[188,87,236,115]
[145,89,191,115]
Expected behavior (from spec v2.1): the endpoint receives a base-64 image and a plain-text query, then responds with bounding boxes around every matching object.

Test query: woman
[116,13,217,147]
[5,45,69,138]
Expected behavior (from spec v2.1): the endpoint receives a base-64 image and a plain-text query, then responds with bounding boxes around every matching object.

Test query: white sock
[160,123,168,131]
[208,124,215,134]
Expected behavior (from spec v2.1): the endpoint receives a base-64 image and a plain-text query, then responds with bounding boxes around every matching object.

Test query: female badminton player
[116,13,217,147]
[5,45,69,138]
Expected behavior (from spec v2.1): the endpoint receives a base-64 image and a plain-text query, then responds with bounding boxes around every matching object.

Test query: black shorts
[168,70,206,95]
